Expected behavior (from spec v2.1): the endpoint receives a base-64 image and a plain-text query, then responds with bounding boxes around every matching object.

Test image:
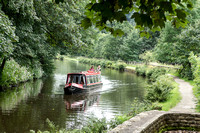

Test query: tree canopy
[81,0,193,36]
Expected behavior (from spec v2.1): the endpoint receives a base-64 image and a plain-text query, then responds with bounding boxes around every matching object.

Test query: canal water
[0,60,147,133]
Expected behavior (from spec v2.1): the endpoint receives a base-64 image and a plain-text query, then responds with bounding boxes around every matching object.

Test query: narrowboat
[64,71,102,94]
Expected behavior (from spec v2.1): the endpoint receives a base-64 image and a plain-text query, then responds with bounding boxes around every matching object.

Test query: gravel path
[170,77,196,113]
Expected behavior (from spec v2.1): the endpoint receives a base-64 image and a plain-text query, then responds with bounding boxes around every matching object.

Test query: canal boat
[64,71,102,94]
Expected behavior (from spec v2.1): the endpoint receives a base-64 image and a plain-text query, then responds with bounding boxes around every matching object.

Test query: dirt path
[170,77,196,112]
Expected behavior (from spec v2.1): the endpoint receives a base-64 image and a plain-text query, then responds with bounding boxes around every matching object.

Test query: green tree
[0,0,87,79]
[82,0,193,35]
[153,22,182,64]
[153,1,200,79]
[0,10,18,80]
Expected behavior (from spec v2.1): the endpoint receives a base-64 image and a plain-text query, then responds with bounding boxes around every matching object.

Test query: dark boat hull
[64,83,103,95]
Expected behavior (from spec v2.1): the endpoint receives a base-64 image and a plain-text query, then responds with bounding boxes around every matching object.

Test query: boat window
[90,76,93,83]
[75,76,79,84]
[83,76,86,85]
[80,76,85,85]
[95,75,98,83]
[68,75,74,83]
[96,75,99,82]
[93,75,97,83]
[87,76,90,84]
[93,75,96,83]
[98,75,101,82]
[68,75,83,84]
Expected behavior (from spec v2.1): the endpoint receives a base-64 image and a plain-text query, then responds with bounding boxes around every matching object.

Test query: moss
[159,126,200,133]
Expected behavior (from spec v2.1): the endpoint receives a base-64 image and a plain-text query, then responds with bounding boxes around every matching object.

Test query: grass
[159,126,200,133]
[158,82,181,111]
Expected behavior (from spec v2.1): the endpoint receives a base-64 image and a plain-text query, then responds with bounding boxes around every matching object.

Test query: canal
[0,59,147,133]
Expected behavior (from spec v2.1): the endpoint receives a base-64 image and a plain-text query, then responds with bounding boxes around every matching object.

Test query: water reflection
[0,79,43,113]
[0,59,147,133]
[64,92,100,111]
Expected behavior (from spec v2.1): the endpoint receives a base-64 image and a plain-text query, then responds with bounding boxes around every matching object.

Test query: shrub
[80,117,108,133]
[145,75,175,102]
[135,65,147,76]
[99,60,106,68]
[30,66,44,79]
[189,52,200,111]
[146,68,167,82]
[78,57,127,70]
[105,61,113,68]
[30,119,66,133]
[109,114,131,129]
[60,56,64,61]
[116,61,126,70]
[0,59,33,86]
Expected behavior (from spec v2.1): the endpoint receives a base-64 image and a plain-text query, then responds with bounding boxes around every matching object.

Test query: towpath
[170,76,196,113]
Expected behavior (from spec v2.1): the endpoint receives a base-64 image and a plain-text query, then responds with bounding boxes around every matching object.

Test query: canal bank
[74,56,198,132]
[109,76,197,133]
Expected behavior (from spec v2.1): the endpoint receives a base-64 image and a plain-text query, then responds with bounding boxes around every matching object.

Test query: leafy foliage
[0,10,18,58]
[0,59,32,86]
[146,68,167,82]
[153,1,200,79]
[154,23,200,79]
[0,0,90,85]
[76,21,159,62]
[78,57,127,70]
[145,75,176,102]
[135,65,147,77]
[189,52,200,112]
[82,0,193,36]
[139,51,155,65]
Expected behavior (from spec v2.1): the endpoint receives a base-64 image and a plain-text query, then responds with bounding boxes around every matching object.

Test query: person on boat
[89,66,95,72]
[96,65,101,72]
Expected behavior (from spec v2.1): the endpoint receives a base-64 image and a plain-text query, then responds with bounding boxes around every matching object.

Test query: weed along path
[170,76,196,113]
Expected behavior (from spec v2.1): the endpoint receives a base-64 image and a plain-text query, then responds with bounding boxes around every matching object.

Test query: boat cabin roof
[67,71,101,76]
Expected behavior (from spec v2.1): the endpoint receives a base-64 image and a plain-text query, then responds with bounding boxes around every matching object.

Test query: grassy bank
[134,65,181,111]
[158,83,181,111]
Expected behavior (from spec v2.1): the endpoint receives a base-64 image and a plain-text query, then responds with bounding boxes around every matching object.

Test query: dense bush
[146,68,167,82]
[189,52,200,111]
[0,59,32,86]
[145,75,176,102]
[135,65,147,76]
[0,59,44,87]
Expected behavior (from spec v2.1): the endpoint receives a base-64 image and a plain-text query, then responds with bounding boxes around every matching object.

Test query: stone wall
[109,110,200,133]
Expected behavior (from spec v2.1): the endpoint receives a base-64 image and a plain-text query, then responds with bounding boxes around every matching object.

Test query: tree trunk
[0,57,7,82]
